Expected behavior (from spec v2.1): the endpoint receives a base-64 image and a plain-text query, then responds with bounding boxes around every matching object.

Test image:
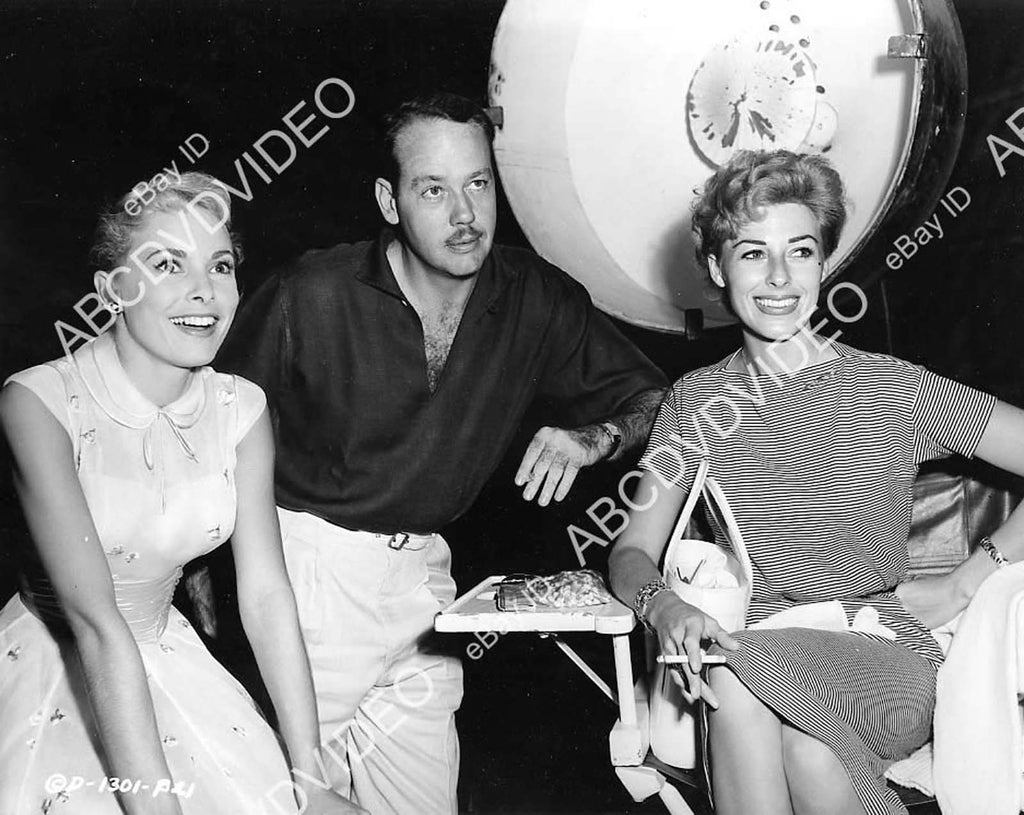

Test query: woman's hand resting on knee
[645,591,740,709]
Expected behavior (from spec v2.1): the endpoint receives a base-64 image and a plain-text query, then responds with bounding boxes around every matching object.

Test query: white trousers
[278,508,463,815]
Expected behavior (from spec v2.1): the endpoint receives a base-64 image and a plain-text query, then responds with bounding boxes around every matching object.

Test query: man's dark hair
[381,92,495,186]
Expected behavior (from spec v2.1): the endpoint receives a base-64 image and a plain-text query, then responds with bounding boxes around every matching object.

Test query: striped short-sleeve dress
[639,343,996,815]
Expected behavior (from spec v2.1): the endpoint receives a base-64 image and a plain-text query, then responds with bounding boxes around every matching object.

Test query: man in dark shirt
[220,92,666,814]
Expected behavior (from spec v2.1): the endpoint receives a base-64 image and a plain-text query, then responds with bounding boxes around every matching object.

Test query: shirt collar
[354,227,408,299]
[73,331,207,430]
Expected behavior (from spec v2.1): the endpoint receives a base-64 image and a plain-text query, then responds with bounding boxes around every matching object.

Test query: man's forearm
[603,387,666,459]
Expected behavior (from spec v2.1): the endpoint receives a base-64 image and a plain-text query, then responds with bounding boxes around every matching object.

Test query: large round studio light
[488,0,967,333]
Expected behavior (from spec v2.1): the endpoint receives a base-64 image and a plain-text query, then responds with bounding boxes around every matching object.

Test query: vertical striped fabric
[639,343,997,815]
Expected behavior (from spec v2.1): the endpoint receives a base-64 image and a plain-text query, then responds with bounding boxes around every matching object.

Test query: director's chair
[435,572,949,814]
[434,460,1018,813]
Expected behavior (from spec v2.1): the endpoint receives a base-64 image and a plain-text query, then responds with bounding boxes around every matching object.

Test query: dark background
[2,1,1024,812]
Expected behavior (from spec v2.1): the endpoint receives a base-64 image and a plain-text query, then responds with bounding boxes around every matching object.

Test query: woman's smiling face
[101,204,240,378]
[708,202,827,344]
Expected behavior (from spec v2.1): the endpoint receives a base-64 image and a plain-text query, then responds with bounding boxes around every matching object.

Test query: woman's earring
[106,299,123,315]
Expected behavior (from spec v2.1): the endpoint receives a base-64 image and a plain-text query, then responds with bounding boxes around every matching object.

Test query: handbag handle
[661,458,709,579]
[703,475,754,587]
[661,458,753,587]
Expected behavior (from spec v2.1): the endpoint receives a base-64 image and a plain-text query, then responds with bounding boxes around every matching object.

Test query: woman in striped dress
[609,149,1024,815]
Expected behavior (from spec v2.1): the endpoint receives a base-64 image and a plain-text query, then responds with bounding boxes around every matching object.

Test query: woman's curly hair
[691,150,847,276]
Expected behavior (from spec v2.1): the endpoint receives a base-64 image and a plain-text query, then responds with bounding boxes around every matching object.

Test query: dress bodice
[6,333,266,641]
[22,568,183,643]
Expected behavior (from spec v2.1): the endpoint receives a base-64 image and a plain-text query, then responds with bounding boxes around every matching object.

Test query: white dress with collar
[0,333,299,814]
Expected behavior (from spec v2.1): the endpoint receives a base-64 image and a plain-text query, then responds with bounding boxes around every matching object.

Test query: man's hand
[515,425,609,506]
[184,563,217,638]
[514,388,665,506]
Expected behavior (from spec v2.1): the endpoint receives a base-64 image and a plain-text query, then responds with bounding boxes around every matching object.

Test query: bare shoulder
[0,362,71,437]
[0,382,75,470]
[0,379,48,426]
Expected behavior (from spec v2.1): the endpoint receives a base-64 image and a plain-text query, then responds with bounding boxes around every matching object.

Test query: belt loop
[388,532,410,550]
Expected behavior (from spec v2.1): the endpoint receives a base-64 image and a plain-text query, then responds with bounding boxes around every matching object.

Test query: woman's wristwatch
[978,535,1009,568]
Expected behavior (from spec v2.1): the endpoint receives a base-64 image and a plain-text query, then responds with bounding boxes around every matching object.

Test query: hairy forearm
[73,621,182,815]
[240,585,322,781]
[604,387,666,458]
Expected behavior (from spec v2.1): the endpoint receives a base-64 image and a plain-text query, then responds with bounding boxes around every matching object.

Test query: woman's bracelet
[633,578,669,630]
[978,535,1009,568]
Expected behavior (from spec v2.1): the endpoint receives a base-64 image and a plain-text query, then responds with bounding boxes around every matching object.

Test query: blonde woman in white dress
[0,173,365,815]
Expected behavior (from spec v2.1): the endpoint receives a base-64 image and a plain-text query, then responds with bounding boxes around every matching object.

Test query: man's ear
[708,255,726,289]
[374,177,400,226]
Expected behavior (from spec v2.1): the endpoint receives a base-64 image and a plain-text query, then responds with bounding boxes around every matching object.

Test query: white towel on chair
[933,561,1024,815]
[884,616,959,795]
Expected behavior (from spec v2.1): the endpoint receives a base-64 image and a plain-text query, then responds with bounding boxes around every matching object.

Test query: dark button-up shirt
[218,229,666,534]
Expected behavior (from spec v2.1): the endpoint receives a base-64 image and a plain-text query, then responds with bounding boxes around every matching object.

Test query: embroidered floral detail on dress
[29,709,43,725]
[7,645,21,661]
[125,552,139,563]
[49,708,66,724]
[207,525,222,541]
[81,429,96,444]
[159,643,175,654]
[178,619,191,628]
[163,735,178,747]
[217,388,236,406]
[106,545,125,557]
[222,767,233,777]
[41,797,53,813]
[802,369,839,392]
[69,394,79,410]
[223,468,230,484]
[232,725,246,737]
[55,791,70,803]
[26,738,36,750]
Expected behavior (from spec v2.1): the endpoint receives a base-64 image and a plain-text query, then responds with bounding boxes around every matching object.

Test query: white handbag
[648,458,753,768]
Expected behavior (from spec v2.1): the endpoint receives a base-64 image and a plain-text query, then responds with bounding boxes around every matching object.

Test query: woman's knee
[781,726,845,778]
[709,667,756,709]
[708,667,775,728]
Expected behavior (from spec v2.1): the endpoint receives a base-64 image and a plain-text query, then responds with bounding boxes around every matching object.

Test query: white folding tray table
[434,574,700,814]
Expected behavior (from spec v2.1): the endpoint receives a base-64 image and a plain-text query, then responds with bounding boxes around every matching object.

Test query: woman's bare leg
[781,726,865,815]
[707,667,793,815]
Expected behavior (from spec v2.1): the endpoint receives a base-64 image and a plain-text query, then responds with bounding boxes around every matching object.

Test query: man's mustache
[447,228,483,244]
